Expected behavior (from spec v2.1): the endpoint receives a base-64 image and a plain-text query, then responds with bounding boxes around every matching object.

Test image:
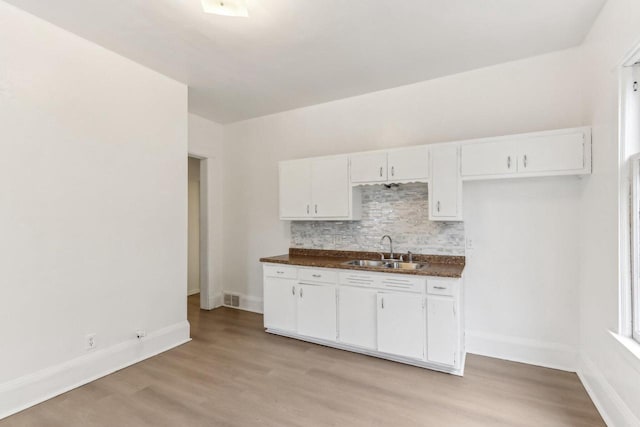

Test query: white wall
[577,0,640,425]
[0,1,189,417]
[188,113,225,309]
[223,47,588,360]
[464,177,581,370]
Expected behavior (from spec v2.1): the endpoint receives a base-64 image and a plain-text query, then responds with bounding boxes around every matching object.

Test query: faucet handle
[377,252,385,260]
[407,251,413,263]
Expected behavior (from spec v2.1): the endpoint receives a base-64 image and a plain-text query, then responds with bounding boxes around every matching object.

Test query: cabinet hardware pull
[315,204,318,214]
[312,274,321,278]
[523,154,528,168]
[391,166,395,176]
[507,156,511,169]
[379,166,383,177]
[276,271,284,274]
[300,288,303,298]
[381,298,384,309]
[291,286,295,295]
[437,201,441,212]
[434,286,446,290]
[306,205,310,214]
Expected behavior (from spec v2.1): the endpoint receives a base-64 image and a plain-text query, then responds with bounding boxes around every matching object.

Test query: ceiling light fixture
[201,0,249,17]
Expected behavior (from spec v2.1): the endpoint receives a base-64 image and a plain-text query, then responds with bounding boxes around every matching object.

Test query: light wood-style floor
[3,295,604,426]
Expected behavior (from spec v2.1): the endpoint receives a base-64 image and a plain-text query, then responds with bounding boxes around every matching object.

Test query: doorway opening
[188,156,202,298]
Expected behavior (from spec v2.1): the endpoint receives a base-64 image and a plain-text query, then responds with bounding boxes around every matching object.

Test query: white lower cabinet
[263,264,465,375]
[377,293,424,360]
[263,277,297,333]
[297,283,337,341]
[338,287,378,349]
[426,296,458,366]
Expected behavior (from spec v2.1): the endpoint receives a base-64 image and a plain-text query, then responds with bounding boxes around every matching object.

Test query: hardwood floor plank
[1,295,604,426]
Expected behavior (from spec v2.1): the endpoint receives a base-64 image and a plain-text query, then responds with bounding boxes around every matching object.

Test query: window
[632,157,640,342]
[625,60,640,343]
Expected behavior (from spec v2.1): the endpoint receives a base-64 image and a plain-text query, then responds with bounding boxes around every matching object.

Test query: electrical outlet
[466,238,474,249]
[86,333,96,351]
[136,330,147,339]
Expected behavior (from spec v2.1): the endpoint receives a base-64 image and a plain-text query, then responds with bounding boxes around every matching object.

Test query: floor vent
[224,293,240,308]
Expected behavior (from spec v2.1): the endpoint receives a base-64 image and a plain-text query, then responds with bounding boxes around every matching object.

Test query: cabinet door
[350,152,387,183]
[461,140,517,177]
[426,296,457,366]
[279,159,311,219]
[377,293,424,359]
[430,145,461,220]
[263,277,297,332]
[311,156,350,218]
[518,132,585,174]
[338,287,377,349]
[387,146,429,181]
[297,284,337,341]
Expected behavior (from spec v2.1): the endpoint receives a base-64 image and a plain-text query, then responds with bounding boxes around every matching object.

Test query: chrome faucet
[380,235,394,260]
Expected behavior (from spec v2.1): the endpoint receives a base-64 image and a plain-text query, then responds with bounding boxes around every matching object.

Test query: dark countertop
[260,248,465,278]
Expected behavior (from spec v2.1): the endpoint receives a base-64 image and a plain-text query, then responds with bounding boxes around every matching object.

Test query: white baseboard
[0,320,191,420]
[187,288,200,296]
[239,294,263,313]
[211,293,223,309]
[222,291,263,314]
[577,355,640,427]
[466,330,577,372]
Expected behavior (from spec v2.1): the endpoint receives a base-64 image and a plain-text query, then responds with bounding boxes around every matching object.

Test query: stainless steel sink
[384,261,426,270]
[344,260,386,267]
[343,260,427,270]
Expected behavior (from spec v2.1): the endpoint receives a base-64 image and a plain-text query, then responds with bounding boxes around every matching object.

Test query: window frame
[622,50,640,343]
[631,155,640,342]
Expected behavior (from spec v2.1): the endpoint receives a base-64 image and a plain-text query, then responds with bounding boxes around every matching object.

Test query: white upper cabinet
[279,159,312,219]
[387,146,429,182]
[461,127,591,180]
[430,144,462,221]
[279,155,360,220]
[351,146,429,184]
[279,127,591,222]
[461,140,517,177]
[350,152,388,183]
[311,156,350,218]
[518,132,585,174]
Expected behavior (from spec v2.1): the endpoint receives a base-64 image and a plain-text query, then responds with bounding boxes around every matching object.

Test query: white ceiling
[5,0,605,123]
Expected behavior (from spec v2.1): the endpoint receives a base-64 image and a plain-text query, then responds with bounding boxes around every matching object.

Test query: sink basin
[343,260,427,270]
[384,261,427,270]
[344,260,386,267]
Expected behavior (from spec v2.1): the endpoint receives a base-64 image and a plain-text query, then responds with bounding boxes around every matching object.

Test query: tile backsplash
[290,183,465,256]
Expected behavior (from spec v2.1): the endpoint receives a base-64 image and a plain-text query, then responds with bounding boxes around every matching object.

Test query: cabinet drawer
[264,264,298,279]
[427,278,456,296]
[299,268,338,284]
[339,272,381,288]
[380,276,425,293]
